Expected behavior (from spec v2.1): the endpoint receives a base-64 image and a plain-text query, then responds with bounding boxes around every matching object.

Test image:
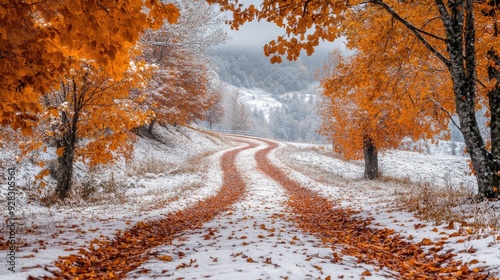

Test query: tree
[318,51,448,179]
[208,0,500,198]
[226,89,252,131]
[268,107,289,140]
[251,109,270,137]
[268,94,323,143]
[137,0,227,132]
[205,83,225,129]
[40,62,149,200]
[1,0,179,133]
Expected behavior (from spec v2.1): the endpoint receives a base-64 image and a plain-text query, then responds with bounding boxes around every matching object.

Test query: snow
[127,137,390,279]
[272,142,500,277]
[0,126,234,279]
[222,83,283,120]
[1,129,499,279]
[283,143,476,187]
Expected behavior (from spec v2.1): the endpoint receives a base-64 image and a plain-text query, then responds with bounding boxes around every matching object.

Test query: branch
[477,78,487,88]
[434,0,451,30]
[96,0,110,13]
[370,0,451,68]
[412,25,446,42]
[303,0,311,17]
[428,96,462,132]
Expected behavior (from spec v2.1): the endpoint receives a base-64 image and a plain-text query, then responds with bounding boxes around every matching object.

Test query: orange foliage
[0,0,179,132]
[318,17,452,159]
[209,0,500,126]
[208,0,500,197]
[40,62,150,166]
[149,56,212,126]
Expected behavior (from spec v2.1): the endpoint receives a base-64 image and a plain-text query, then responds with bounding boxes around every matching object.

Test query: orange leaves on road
[45,140,256,279]
[175,259,197,270]
[256,139,491,279]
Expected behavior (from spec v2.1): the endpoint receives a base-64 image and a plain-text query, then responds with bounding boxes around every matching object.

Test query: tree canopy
[1,0,179,132]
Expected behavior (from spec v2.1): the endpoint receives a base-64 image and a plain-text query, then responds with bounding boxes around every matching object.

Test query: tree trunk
[454,90,495,197]
[488,87,500,196]
[363,135,378,180]
[55,140,75,200]
[148,117,156,134]
[55,86,79,200]
[445,1,498,198]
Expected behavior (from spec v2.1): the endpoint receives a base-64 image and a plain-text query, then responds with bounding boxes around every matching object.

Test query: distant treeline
[210,48,325,94]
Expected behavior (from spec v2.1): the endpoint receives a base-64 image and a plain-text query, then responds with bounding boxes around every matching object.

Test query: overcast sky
[222,21,344,53]
[216,1,346,57]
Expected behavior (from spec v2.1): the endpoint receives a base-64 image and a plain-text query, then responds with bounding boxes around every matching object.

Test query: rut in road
[41,140,256,280]
[256,138,492,279]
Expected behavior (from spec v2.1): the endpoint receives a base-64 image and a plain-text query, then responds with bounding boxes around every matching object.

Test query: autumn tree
[1,0,178,133]
[208,0,500,198]
[318,51,449,179]
[40,63,149,200]
[137,0,227,132]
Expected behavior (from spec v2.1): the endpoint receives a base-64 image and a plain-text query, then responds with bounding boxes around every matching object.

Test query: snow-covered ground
[222,83,283,120]
[127,138,391,279]
[1,129,499,279]
[274,143,500,277]
[0,126,235,279]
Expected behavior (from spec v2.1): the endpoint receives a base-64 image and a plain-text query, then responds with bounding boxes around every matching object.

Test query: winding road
[45,136,493,280]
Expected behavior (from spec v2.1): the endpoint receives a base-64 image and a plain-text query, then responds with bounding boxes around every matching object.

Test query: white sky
[216,1,346,56]
[222,20,345,53]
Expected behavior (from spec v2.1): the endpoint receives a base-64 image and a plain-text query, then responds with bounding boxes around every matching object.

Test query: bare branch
[96,0,110,13]
[412,26,446,42]
[428,96,462,132]
[370,0,451,68]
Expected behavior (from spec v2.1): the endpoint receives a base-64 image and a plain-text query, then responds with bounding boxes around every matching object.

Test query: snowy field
[275,142,500,277]
[1,128,499,279]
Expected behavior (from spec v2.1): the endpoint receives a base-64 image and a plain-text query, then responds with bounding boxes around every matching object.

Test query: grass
[391,177,474,225]
[126,154,176,176]
[169,150,217,175]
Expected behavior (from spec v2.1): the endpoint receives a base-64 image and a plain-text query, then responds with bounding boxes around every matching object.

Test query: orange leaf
[157,255,173,262]
[362,271,372,276]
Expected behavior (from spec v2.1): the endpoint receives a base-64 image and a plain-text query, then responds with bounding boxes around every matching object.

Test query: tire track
[126,137,384,279]
[41,140,256,279]
[255,139,491,279]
